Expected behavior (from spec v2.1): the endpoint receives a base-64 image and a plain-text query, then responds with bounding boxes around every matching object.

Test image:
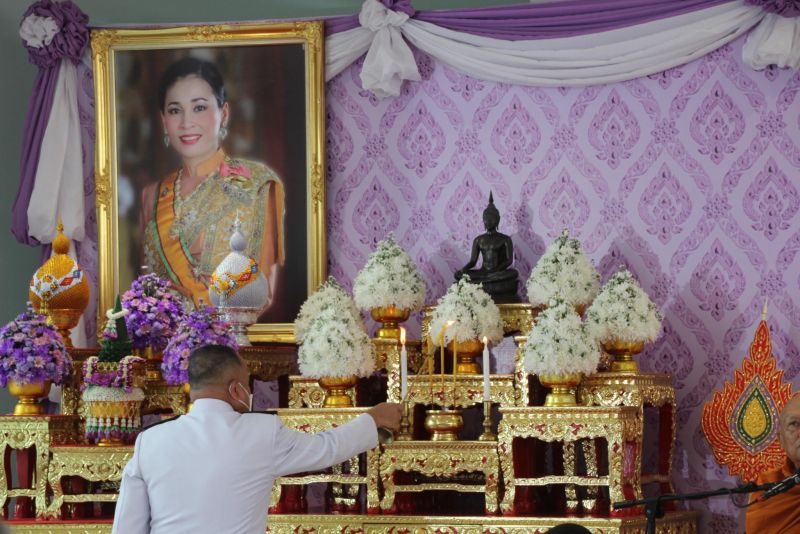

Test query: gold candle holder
[478,400,496,441]
[424,408,463,441]
[395,402,413,441]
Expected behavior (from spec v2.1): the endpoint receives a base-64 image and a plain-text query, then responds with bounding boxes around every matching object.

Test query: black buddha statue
[455,193,520,303]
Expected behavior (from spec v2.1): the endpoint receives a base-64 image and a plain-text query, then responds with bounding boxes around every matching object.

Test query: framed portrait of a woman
[92,22,325,342]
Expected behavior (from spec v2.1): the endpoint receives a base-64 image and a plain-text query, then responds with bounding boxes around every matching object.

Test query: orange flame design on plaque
[701,300,792,482]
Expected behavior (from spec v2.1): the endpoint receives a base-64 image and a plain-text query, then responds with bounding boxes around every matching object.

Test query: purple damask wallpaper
[325,36,800,531]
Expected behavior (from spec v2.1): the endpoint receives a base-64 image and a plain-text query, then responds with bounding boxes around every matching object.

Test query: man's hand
[366,403,402,432]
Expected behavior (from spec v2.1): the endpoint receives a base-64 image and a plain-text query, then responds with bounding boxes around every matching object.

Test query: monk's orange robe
[745,458,800,533]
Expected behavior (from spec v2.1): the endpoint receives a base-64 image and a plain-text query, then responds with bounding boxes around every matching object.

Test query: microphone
[760,468,800,501]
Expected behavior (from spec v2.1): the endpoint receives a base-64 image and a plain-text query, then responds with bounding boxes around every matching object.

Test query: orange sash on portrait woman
[152,173,211,307]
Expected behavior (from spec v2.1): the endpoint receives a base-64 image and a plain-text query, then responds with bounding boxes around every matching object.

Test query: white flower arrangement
[353,235,426,311]
[294,277,362,342]
[298,307,376,378]
[522,298,600,376]
[526,230,600,308]
[429,278,504,348]
[586,269,663,343]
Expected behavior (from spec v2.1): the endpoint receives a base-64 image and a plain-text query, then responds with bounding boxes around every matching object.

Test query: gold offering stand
[498,406,644,517]
[579,372,677,498]
[0,415,81,518]
[379,440,500,514]
[269,408,380,514]
[46,445,133,519]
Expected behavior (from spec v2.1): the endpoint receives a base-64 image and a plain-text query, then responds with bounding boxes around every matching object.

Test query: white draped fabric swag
[326,0,800,97]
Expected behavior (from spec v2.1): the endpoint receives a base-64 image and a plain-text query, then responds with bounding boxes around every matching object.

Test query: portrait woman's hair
[158,57,226,111]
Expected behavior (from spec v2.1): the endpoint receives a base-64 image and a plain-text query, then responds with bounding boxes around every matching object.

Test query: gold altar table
[46,445,133,519]
[0,415,81,518]
[379,440,500,515]
[271,408,380,513]
[387,373,517,407]
[579,372,677,496]
[498,406,643,516]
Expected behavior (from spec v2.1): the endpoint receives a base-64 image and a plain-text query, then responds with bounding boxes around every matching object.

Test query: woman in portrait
[140,57,284,310]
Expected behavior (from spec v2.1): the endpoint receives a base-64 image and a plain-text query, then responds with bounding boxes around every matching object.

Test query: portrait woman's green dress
[142,149,284,308]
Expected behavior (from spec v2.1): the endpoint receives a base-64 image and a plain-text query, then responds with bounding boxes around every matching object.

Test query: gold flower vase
[538,373,583,407]
[46,308,83,349]
[602,339,646,373]
[8,380,51,416]
[452,338,484,375]
[134,347,164,382]
[318,376,358,408]
[424,409,464,441]
[370,305,411,340]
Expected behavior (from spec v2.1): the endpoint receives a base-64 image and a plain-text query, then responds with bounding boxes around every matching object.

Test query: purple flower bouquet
[162,306,238,385]
[121,273,185,350]
[0,305,72,387]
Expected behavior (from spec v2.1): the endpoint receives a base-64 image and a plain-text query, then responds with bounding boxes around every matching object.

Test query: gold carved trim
[6,511,700,534]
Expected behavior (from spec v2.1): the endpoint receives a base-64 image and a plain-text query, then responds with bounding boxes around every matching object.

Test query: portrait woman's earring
[219,124,228,140]
[163,131,170,147]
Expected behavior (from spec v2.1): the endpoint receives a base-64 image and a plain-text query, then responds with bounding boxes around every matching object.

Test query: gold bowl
[602,339,646,373]
[452,338,484,375]
[8,380,51,416]
[370,305,411,340]
[424,409,464,441]
[46,308,83,348]
[318,375,358,408]
[538,373,583,407]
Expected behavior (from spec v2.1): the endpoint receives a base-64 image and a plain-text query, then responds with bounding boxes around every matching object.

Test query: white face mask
[230,382,253,411]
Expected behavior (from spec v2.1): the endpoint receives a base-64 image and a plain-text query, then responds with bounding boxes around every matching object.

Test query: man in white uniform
[112,344,401,534]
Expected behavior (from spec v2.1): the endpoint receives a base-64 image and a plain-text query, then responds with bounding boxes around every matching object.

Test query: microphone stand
[614,482,773,534]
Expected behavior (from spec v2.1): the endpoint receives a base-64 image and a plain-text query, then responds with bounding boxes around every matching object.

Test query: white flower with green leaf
[522,298,600,376]
[353,235,426,311]
[294,277,362,343]
[429,278,503,347]
[586,269,662,343]
[297,307,376,378]
[526,230,600,308]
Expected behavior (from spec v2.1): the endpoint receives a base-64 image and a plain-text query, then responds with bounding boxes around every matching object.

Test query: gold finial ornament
[29,221,90,347]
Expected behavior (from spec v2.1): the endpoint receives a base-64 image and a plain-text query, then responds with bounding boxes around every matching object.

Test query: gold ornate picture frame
[92,22,326,343]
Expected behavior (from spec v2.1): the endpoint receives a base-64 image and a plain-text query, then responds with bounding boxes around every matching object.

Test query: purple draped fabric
[746,0,800,16]
[325,0,736,39]
[11,0,89,246]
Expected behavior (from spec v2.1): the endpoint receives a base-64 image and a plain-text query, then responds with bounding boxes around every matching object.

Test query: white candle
[482,336,491,402]
[400,327,408,401]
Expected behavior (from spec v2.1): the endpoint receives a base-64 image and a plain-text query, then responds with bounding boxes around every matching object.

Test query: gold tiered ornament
[28,222,90,348]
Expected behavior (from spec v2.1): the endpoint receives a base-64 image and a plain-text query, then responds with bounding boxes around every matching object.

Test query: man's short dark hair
[188,345,243,388]
[547,525,592,534]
